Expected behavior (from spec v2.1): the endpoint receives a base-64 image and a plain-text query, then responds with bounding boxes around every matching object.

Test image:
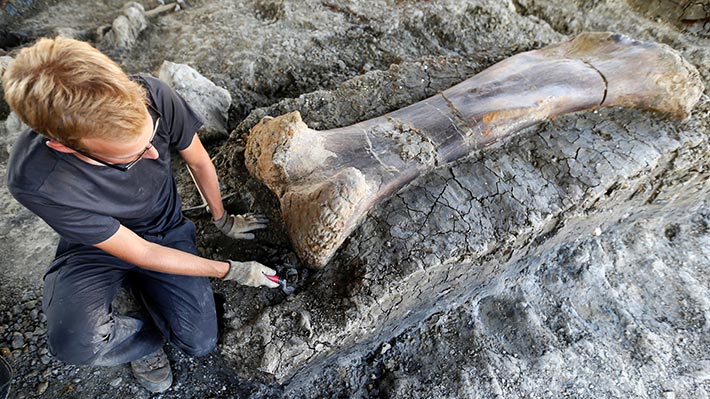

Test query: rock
[11,332,24,349]
[0,56,12,121]
[109,377,123,387]
[98,2,148,51]
[158,61,232,142]
[2,113,27,162]
[36,380,48,395]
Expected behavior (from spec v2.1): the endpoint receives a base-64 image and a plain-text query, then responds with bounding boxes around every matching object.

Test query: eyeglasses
[70,116,160,172]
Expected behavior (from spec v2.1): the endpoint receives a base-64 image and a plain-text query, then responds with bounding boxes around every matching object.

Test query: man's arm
[180,133,268,240]
[179,134,225,221]
[95,224,230,278]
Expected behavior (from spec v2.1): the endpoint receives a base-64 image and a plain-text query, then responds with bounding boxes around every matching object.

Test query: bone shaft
[387,56,606,164]
[313,56,606,193]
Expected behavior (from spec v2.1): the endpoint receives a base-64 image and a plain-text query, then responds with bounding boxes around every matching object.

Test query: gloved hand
[223,260,280,288]
[213,212,268,240]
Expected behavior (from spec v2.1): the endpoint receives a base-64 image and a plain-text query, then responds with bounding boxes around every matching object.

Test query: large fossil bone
[244,32,704,269]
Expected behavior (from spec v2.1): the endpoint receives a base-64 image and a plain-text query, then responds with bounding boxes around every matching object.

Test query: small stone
[381,343,391,355]
[40,355,51,365]
[11,332,25,349]
[36,381,48,395]
[593,227,602,236]
[30,309,39,321]
[23,300,38,311]
[663,391,676,399]
[109,377,123,387]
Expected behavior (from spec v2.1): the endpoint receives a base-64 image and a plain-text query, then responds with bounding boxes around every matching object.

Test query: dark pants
[42,218,218,366]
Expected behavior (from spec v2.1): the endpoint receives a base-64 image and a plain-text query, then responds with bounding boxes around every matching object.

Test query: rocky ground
[1,0,709,398]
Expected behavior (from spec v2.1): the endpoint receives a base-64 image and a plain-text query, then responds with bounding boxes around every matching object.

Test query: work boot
[131,347,173,393]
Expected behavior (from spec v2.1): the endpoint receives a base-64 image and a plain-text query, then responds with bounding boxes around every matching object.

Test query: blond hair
[1,36,147,149]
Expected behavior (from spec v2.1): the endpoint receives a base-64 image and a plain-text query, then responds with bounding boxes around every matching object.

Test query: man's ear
[46,140,76,153]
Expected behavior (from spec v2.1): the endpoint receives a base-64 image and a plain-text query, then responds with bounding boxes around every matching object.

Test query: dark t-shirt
[6,74,203,247]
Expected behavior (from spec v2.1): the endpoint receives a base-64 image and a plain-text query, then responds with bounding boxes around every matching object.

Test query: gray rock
[11,332,24,349]
[98,2,147,51]
[158,61,232,142]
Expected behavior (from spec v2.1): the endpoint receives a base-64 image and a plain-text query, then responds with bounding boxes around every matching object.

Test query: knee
[47,318,112,365]
[173,329,217,357]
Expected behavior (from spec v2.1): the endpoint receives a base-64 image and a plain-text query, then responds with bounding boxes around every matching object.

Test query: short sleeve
[11,191,120,246]
[137,75,204,151]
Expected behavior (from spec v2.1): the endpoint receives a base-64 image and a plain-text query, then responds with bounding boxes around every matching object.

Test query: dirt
[1,0,709,398]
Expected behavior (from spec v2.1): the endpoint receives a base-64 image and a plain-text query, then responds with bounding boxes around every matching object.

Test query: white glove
[213,212,268,240]
[223,260,280,288]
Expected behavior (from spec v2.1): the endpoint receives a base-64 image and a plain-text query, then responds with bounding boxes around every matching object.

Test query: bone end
[246,112,371,268]
[282,167,371,269]
[544,32,704,119]
[245,111,312,197]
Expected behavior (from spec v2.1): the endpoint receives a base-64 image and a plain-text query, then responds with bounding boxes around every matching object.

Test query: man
[2,36,278,393]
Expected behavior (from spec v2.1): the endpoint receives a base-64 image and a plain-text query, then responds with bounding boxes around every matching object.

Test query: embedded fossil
[244,32,704,269]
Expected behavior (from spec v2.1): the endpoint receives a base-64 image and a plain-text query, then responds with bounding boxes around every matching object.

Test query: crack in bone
[581,60,609,105]
[439,91,480,139]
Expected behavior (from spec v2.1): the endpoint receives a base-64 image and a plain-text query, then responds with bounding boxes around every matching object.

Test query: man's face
[77,109,160,166]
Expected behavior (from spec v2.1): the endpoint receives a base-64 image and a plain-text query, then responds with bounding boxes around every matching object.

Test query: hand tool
[265,274,295,295]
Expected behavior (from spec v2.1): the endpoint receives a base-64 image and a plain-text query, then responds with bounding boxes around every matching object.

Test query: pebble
[11,332,25,349]
[36,381,48,395]
[110,377,123,387]
[663,391,676,399]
